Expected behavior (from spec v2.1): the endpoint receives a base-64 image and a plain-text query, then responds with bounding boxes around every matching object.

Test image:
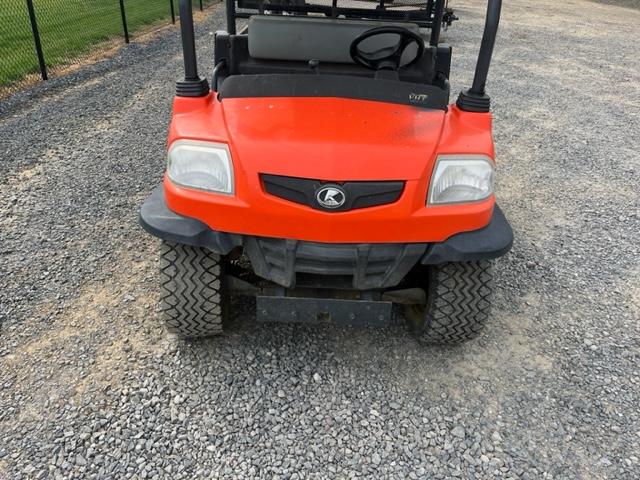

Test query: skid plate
[256,296,392,327]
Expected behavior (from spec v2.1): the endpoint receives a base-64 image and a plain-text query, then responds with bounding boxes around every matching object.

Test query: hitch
[225,275,427,327]
[257,296,392,327]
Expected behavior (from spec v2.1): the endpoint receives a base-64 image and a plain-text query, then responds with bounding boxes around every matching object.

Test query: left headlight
[167,140,234,194]
[428,155,494,205]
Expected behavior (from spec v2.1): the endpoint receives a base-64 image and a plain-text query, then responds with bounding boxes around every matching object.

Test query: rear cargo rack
[228,0,447,43]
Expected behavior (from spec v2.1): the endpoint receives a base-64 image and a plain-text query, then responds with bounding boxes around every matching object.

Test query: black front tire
[405,261,494,344]
[159,241,226,338]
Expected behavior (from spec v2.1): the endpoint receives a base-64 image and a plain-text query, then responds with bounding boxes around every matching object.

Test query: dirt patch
[0,243,168,422]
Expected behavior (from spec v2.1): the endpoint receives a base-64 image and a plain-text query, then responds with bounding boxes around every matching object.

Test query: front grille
[245,236,427,290]
[261,174,404,212]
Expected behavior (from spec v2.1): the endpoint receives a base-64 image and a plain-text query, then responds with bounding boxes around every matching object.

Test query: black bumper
[139,186,243,254]
[420,204,513,265]
[140,186,513,288]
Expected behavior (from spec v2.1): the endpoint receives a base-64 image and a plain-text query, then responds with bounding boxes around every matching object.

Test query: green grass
[0,0,184,87]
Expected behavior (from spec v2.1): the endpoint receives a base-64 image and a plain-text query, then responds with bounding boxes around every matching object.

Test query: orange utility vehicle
[140,0,512,343]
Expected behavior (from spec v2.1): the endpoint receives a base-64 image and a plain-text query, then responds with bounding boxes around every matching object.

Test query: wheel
[405,261,494,344]
[159,241,226,338]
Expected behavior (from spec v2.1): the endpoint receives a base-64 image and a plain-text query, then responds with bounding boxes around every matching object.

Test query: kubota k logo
[316,186,346,209]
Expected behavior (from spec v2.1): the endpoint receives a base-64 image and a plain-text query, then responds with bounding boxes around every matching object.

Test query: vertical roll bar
[429,0,445,46]
[226,0,237,34]
[175,0,210,97]
[179,0,198,79]
[456,0,502,112]
[470,0,502,96]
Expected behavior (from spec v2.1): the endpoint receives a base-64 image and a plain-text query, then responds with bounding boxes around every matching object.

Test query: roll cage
[226,0,449,43]
[175,0,501,112]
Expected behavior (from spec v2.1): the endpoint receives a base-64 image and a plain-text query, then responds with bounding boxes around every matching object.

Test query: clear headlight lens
[428,155,494,205]
[167,140,234,194]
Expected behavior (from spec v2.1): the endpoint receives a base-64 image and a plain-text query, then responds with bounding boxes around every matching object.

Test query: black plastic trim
[139,186,242,254]
[420,205,513,265]
[218,74,449,110]
[261,174,405,212]
[244,237,428,290]
[435,44,452,79]
[176,77,210,97]
[456,88,490,113]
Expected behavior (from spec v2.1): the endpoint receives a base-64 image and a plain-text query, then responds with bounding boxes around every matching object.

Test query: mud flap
[256,296,392,327]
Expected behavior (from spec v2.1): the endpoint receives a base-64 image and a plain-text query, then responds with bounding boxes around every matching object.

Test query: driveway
[1,0,639,478]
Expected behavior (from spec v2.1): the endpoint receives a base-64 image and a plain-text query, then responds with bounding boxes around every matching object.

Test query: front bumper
[140,186,513,289]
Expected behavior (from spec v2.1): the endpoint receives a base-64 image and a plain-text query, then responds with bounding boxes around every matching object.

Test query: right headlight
[428,155,495,205]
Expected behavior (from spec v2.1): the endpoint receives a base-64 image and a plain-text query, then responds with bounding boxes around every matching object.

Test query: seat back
[248,15,422,64]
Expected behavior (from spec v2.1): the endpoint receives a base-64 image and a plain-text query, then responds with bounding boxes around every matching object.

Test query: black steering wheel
[350,26,425,71]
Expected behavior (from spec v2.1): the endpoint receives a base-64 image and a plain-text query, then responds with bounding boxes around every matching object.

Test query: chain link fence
[0,0,214,94]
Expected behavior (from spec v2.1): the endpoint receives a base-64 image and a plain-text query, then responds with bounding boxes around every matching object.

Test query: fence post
[170,0,176,24]
[199,0,203,11]
[25,0,47,80]
[119,0,130,43]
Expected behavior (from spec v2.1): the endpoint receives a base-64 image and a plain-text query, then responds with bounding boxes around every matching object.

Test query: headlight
[428,155,494,205]
[167,140,234,194]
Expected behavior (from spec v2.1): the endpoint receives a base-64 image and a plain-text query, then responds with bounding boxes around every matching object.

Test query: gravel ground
[1,0,639,478]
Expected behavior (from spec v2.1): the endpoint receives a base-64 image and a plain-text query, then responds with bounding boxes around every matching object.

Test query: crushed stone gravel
[1,0,640,478]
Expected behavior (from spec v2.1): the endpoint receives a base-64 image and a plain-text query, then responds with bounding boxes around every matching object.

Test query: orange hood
[217,97,446,181]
